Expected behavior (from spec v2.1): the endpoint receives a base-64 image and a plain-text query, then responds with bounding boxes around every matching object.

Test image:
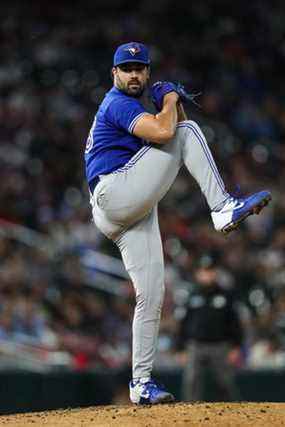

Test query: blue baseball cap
[113,42,150,67]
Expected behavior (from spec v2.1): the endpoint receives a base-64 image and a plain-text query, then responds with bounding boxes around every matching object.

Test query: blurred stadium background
[0,0,285,412]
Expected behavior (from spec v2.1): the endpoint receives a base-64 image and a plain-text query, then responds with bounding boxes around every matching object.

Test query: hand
[150,81,178,111]
[177,101,188,122]
[150,81,202,112]
[228,347,243,367]
[164,91,179,104]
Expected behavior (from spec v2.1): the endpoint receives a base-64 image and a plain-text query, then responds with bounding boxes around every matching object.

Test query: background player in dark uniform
[178,253,243,401]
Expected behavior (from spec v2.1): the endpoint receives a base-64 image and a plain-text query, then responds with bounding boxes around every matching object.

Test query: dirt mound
[1,402,285,426]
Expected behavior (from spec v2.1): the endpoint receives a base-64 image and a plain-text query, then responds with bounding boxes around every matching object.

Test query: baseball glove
[150,81,201,111]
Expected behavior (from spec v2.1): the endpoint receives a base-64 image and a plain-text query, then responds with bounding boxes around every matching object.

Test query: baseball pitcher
[84,42,271,404]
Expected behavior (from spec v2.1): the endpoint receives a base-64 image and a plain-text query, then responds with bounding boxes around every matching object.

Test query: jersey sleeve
[107,97,147,134]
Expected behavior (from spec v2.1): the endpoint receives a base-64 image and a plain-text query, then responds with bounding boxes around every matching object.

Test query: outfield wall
[0,369,284,414]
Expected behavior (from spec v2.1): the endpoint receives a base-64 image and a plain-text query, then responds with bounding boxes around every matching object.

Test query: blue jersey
[85,86,148,187]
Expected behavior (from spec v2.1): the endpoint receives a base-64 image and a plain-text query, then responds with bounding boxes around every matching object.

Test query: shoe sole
[222,194,272,235]
[134,394,175,405]
[154,394,175,404]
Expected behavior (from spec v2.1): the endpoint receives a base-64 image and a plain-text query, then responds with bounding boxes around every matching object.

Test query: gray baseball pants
[182,341,240,401]
[90,120,229,379]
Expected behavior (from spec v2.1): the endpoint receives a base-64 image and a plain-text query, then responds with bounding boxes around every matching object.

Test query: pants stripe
[177,123,227,195]
[114,146,151,173]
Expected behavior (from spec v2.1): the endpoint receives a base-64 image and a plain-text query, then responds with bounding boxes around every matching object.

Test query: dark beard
[116,76,145,98]
[121,85,145,98]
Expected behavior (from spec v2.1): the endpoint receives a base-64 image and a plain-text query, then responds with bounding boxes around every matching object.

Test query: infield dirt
[1,402,285,426]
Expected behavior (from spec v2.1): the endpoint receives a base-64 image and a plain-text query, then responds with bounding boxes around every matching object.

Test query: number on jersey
[85,116,97,153]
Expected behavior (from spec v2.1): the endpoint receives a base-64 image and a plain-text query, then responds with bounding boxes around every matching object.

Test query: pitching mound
[1,402,285,426]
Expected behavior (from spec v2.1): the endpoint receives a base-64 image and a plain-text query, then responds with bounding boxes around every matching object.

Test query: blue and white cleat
[129,379,175,404]
[211,190,272,235]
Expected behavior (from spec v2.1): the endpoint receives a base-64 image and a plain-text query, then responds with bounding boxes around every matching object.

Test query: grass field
[1,402,285,426]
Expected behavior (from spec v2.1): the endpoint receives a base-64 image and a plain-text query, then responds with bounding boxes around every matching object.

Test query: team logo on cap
[125,45,141,56]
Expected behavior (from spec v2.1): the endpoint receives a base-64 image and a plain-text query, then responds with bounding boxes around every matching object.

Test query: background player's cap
[113,42,150,66]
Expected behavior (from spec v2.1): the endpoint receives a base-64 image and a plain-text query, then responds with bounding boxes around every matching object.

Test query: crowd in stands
[0,0,285,372]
